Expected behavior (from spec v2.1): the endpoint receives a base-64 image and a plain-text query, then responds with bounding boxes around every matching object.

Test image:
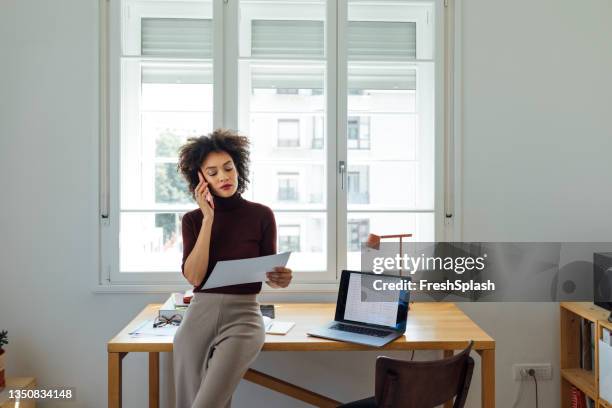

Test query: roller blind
[348,64,416,90]
[251,20,324,57]
[251,65,324,89]
[249,65,415,92]
[348,21,416,60]
[141,64,213,84]
[141,18,212,58]
[250,19,416,60]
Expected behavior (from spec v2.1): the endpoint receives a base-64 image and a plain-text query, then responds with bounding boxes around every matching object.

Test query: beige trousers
[173,293,265,408]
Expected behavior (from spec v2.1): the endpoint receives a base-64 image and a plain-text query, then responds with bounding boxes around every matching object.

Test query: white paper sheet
[262,316,295,335]
[599,338,612,403]
[129,320,179,337]
[202,252,291,290]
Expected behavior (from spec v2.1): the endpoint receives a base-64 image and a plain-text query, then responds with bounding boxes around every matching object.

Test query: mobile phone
[260,304,275,319]
[198,170,215,209]
[207,190,215,209]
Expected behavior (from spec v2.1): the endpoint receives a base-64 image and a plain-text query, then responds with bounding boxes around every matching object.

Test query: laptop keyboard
[330,323,392,338]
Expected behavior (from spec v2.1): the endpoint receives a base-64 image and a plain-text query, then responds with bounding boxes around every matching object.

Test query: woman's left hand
[266,267,292,289]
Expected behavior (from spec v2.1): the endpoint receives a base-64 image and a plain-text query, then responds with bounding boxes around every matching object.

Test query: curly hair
[177,129,250,198]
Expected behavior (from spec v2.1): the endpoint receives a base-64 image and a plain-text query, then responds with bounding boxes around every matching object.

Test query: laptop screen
[335,271,409,330]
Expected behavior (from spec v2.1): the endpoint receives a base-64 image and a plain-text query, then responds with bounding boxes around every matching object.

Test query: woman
[174,129,292,408]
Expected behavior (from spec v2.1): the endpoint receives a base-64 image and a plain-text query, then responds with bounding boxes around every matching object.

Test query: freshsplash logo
[371,253,488,275]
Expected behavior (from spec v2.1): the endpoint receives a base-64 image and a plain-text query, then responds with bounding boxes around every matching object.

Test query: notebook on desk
[307,270,410,347]
[262,316,295,335]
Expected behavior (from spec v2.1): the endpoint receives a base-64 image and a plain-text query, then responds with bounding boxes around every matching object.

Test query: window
[348,219,370,252]
[344,2,436,271]
[347,116,370,150]
[109,0,213,281]
[103,0,445,287]
[312,116,324,149]
[238,2,328,278]
[277,119,300,147]
[278,172,299,201]
[279,225,301,253]
[347,166,369,204]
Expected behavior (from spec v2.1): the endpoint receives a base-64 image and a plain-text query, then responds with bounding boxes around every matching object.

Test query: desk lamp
[365,233,413,276]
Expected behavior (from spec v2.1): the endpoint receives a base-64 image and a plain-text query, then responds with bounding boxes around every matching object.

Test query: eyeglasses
[153,314,183,328]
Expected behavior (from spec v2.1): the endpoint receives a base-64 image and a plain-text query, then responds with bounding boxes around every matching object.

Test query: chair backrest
[374,341,474,408]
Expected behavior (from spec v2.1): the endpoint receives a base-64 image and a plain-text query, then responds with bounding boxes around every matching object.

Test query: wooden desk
[0,377,37,408]
[108,303,495,408]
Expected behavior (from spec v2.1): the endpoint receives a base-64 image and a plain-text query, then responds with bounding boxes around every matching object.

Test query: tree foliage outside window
[155,213,176,245]
[156,130,184,157]
[155,131,192,204]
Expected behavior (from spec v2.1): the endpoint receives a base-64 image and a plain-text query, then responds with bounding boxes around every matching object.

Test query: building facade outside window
[277,119,300,147]
[348,219,369,252]
[347,166,369,204]
[312,116,324,149]
[347,116,370,150]
[277,172,299,201]
[276,88,299,95]
[279,225,301,253]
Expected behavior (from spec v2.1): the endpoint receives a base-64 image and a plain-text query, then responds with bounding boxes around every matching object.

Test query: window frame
[97,0,457,292]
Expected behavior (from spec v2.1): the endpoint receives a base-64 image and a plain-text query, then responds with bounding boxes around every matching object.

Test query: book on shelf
[601,327,612,403]
[604,326,611,345]
[570,386,587,408]
[579,318,594,370]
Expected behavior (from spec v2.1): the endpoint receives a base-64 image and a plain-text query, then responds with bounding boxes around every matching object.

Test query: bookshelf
[560,302,611,408]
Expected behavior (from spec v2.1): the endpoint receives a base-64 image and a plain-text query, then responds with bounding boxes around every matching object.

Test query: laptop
[307,270,410,347]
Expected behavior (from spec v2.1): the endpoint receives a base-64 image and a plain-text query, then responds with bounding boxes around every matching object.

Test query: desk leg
[108,352,127,408]
[149,352,159,408]
[478,349,495,408]
[244,369,340,408]
[443,350,454,408]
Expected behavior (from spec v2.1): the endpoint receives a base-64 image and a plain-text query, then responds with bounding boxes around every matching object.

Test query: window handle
[339,160,346,191]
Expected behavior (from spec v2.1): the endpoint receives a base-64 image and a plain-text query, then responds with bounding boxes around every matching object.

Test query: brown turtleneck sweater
[181,193,276,294]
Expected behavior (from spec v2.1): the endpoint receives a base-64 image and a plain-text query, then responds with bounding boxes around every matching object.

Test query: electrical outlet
[513,363,552,381]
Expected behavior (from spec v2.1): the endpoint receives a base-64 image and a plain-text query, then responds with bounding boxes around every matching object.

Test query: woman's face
[200,150,239,198]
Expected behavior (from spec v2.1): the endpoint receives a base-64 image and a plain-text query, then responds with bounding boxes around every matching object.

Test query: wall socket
[512,363,553,381]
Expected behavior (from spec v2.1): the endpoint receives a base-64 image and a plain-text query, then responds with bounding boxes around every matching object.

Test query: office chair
[338,341,474,408]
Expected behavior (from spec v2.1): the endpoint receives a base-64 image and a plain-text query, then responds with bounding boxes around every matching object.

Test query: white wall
[1,0,611,407]
[458,0,612,407]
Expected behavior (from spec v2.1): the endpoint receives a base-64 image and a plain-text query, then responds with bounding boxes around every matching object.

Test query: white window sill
[91,282,339,302]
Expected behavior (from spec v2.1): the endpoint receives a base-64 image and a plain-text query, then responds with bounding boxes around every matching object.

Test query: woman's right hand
[195,172,215,221]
